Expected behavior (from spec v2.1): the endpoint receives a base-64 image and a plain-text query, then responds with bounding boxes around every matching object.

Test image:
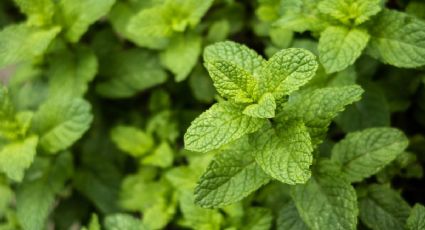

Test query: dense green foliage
[0,0,424,229]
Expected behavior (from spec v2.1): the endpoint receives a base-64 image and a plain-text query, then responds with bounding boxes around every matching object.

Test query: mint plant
[0,0,424,229]
[273,0,425,73]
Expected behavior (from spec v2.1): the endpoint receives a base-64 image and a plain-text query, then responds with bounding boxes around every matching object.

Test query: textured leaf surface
[0,24,60,68]
[332,127,408,182]
[407,204,425,230]
[253,121,313,184]
[110,126,154,157]
[160,33,201,81]
[243,93,276,118]
[359,184,411,230]
[277,201,309,230]
[204,41,266,77]
[318,0,382,25]
[59,0,115,42]
[205,60,256,103]
[184,102,264,152]
[0,136,38,182]
[292,160,358,230]
[319,26,370,73]
[368,9,425,68]
[261,48,318,98]
[194,141,270,208]
[278,86,363,145]
[34,98,93,153]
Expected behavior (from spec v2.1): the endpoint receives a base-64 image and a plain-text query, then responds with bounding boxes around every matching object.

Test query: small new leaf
[243,93,276,118]
[407,204,425,230]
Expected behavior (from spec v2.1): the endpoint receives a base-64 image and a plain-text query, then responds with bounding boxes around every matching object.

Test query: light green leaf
[179,190,223,230]
[253,121,313,184]
[205,60,256,103]
[292,160,358,230]
[96,49,168,98]
[13,0,54,26]
[0,24,60,68]
[331,127,408,182]
[261,48,318,98]
[17,152,73,230]
[318,26,370,73]
[359,184,411,230]
[104,214,145,230]
[184,102,265,152]
[58,0,116,42]
[407,204,425,230]
[109,2,168,49]
[83,214,100,230]
[242,207,273,230]
[204,41,266,78]
[243,93,276,118]
[110,126,154,157]
[0,136,38,182]
[367,9,425,68]
[160,33,201,81]
[278,85,364,145]
[33,97,93,153]
[48,47,98,97]
[194,140,271,208]
[277,201,309,230]
[318,0,382,25]
[142,141,174,168]
[163,0,214,30]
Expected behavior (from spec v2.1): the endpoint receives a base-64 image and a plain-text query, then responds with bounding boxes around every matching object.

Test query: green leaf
[253,121,313,184]
[0,136,38,182]
[83,214,100,230]
[204,41,266,78]
[160,33,201,81]
[242,207,273,230]
[277,85,364,145]
[331,127,408,182]
[243,93,276,118]
[318,26,370,73]
[359,184,411,230]
[0,24,60,68]
[110,126,154,157]
[58,0,116,42]
[367,9,425,68]
[33,97,93,153]
[179,190,223,230]
[194,139,271,208]
[205,60,257,103]
[48,47,98,97]
[261,48,318,98]
[277,201,309,230]
[17,152,73,230]
[104,214,145,230]
[318,0,382,25]
[184,102,265,152]
[407,204,425,230]
[292,160,358,230]
[13,0,54,26]
[109,2,168,49]
[96,49,167,98]
[142,141,174,168]
[335,83,390,132]
[406,1,425,20]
